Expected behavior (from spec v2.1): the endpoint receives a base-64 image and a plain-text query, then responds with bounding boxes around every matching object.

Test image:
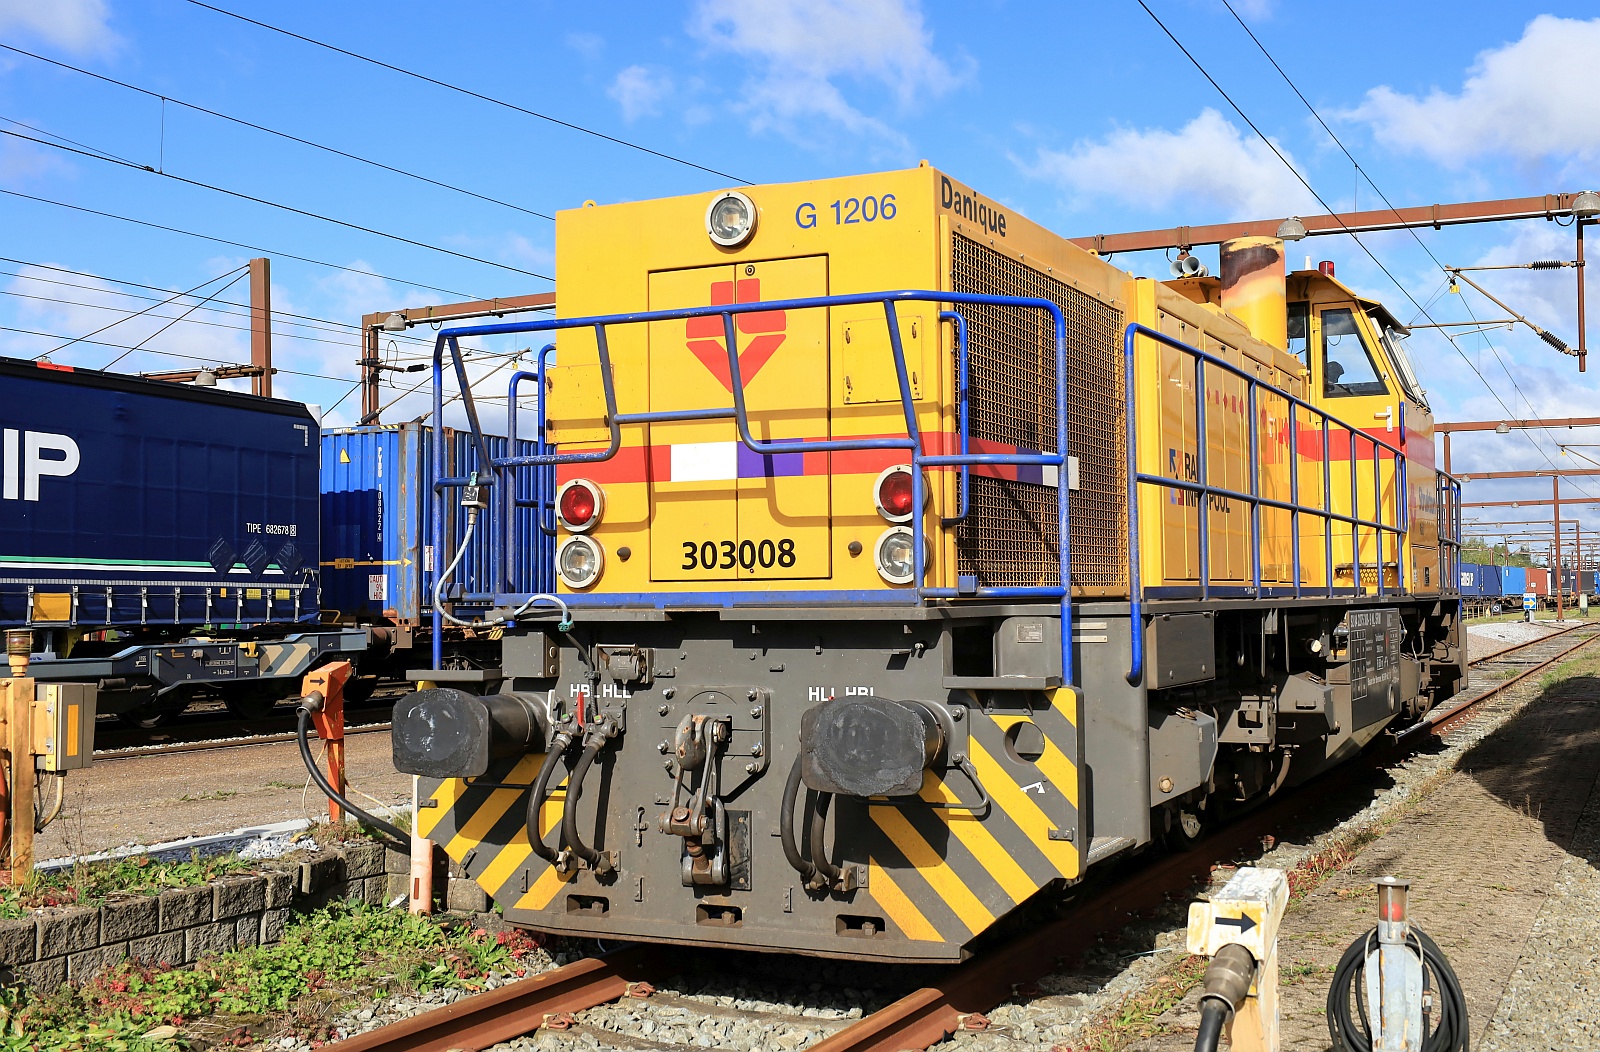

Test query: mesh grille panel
[951,236,1126,592]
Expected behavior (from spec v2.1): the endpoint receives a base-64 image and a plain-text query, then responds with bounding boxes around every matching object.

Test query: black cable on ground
[1192,1000,1229,1052]
[1327,927,1468,1052]
[294,705,409,847]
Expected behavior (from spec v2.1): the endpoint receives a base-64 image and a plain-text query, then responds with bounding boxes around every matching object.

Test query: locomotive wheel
[1162,802,1209,850]
[224,682,287,721]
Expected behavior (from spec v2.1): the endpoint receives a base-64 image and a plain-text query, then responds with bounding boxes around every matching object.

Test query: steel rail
[332,946,664,1052]
[1404,627,1600,741]
[93,720,392,761]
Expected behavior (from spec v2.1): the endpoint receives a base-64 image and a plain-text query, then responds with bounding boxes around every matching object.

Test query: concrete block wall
[1,838,499,990]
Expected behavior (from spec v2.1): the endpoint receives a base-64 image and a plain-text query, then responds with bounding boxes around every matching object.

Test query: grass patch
[0,901,543,1051]
[1060,954,1208,1052]
[0,851,258,919]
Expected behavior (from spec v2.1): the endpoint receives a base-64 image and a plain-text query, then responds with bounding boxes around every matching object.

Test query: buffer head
[800,696,942,798]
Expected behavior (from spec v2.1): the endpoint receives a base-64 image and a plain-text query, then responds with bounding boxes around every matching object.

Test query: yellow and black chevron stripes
[417,756,574,912]
[863,686,1083,946]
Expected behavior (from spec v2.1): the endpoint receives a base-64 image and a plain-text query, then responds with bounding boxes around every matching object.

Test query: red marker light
[558,481,601,530]
[877,468,914,520]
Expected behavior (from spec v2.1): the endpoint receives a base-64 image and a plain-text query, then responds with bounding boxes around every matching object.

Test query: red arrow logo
[685,278,786,392]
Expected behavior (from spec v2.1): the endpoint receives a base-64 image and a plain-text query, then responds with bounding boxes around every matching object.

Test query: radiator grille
[951,236,1126,592]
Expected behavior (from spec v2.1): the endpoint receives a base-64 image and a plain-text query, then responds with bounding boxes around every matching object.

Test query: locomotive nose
[392,687,549,779]
[800,696,944,797]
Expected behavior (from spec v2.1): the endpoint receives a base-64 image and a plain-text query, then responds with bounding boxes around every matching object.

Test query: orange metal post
[301,661,351,823]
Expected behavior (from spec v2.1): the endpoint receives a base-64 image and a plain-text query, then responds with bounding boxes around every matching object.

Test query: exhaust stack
[1219,236,1287,350]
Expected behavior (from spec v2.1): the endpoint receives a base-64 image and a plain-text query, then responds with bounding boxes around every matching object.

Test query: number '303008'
[682,539,796,570]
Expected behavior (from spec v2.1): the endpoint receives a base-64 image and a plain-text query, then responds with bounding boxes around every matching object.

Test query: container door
[734,257,831,580]
[648,265,741,581]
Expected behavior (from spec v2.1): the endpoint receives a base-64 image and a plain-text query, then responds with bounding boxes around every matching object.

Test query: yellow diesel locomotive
[391,165,1464,962]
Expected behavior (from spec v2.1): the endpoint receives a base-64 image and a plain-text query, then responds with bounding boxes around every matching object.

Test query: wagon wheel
[223,681,288,721]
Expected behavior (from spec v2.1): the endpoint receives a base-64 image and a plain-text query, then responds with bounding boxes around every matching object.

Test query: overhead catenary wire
[181,0,750,185]
[1146,0,1596,500]
[0,43,555,222]
[0,187,484,300]
[0,127,554,282]
[0,259,506,354]
[102,270,249,369]
[32,264,243,359]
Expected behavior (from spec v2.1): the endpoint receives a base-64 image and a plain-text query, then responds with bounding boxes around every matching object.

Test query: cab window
[1320,307,1388,398]
[1378,323,1428,408]
[1287,301,1310,374]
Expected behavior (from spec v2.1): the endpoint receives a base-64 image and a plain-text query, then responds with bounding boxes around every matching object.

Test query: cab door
[648,265,740,581]
[735,257,831,580]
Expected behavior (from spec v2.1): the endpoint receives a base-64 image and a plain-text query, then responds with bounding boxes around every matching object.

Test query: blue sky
[2,0,1599,548]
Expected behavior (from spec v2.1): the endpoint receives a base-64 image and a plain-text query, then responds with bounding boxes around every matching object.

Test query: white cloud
[0,0,117,56]
[1343,15,1600,166]
[1019,108,1317,219]
[688,0,963,141]
[608,65,673,122]
[566,32,603,59]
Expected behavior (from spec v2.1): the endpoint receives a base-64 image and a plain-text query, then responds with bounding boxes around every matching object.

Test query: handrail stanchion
[1323,417,1333,597]
[1195,356,1211,601]
[1248,381,1262,596]
[1350,424,1361,595]
[1123,325,1143,685]
[1289,401,1302,597]
[940,310,972,527]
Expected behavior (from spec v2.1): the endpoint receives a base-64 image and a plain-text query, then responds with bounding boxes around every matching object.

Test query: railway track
[326,622,1600,1052]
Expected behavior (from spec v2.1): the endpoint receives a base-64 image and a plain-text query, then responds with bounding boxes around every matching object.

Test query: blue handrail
[1123,323,1412,685]
[427,290,1078,685]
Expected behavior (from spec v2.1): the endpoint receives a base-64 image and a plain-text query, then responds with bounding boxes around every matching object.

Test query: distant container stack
[1501,566,1528,597]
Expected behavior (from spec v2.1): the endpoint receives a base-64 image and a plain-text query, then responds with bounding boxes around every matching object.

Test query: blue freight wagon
[1501,566,1528,597]
[0,357,365,722]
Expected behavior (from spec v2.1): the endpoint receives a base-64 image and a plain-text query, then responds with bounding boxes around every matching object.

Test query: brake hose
[779,756,817,883]
[432,509,573,630]
[525,731,575,864]
[295,702,409,847]
[1326,927,1468,1052]
[808,791,845,888]
[560,737,612,873]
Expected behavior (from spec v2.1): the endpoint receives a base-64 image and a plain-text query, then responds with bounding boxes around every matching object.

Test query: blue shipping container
[1460,563,1502,597]
[321,424,433,623]
[1501,566,1527,596]
[1458,563,1479,595]
[0,356,320,628]
[321,424,549,623]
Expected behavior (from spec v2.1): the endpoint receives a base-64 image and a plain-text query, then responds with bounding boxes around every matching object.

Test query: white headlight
[875,526,920,585]
[705,190,757,247]
[558,536,604,589]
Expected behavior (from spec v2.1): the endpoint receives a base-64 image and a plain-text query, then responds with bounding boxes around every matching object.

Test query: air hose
[808,790,845,889]
[295,701,409,847]
[525,730,576,864]
[779,755,817,884]
[560,736,614,874]
[1326,927,1468,1052]
[432,508,573,630]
